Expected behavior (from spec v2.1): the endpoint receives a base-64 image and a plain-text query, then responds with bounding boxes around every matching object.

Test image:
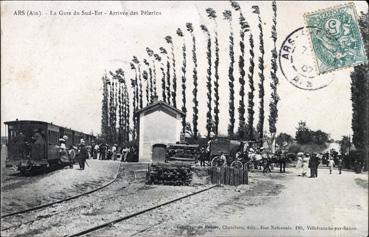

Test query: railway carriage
[4,120,96,175]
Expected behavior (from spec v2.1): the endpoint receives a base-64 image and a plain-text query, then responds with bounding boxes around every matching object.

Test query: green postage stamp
[304,3,368,74]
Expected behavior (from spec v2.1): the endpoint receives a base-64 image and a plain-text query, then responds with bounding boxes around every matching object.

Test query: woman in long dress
[302,153,310,177]
[328,158,335,174]
[296,153,303,175]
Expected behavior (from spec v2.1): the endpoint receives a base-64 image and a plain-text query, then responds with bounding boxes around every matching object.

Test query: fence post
[244,167,248,184]
[211,167,215,184]
[229,167,234,186]
[234,168,239,186]
[238,168,242,185]
[220,167,225,185]
[224,167,229,185]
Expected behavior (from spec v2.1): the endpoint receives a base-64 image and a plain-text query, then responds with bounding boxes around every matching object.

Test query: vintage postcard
[1,1,368,237]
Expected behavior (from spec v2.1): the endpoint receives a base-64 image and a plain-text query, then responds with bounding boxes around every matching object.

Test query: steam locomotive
[4,120,96,175]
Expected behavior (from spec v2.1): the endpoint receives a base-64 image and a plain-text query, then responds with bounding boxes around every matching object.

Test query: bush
[288,142,327,154]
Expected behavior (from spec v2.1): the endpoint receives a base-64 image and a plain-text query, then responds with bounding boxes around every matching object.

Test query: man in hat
[31,131,45,161]
[99,143,107,160]
[315,153,320,177]
[77,139,89,170]
[337,156,343,174]
[309,153,317,178]
[277,149,286,173]
[199,147,206,167]
[15,131,27,159]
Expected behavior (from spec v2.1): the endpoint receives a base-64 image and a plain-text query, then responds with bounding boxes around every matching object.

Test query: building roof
[135,100,185,116]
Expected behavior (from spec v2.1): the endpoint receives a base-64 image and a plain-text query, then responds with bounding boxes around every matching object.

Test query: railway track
[1,162,124,219]
[68,185,218,237]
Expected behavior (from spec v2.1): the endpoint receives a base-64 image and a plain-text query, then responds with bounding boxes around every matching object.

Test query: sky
[1,1,368,140]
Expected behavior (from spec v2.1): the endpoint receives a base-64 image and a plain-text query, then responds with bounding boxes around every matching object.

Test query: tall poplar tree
[142,70,149,107]
[231,0,250,139]
[154,53,166,103]
[159,47,171,105]
[206,8,220,136]
[130,62,138,141]
[101,73,109,142]
[176,28,187,133]
[132,56,143,109]
[109,70,124,145]
[223,10,236,137]
[159,48,169,103]
[116,68,129,144]
[247,33,256,140]
[268,0,279,151]
[253,5,266,142]
[109,75,117,144]
[201,24,213,138]
[146,47,157,99]
[143,59,151,105]
[186,22,199,139]
[124,85,130,143]
[165,36,177,108]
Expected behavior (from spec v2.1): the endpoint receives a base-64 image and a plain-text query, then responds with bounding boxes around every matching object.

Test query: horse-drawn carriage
[205,137,258,168]
[207,137,244,166]
[206,137,288,173]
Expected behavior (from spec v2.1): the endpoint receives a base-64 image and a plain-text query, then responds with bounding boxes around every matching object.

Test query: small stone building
[136,99,184,162]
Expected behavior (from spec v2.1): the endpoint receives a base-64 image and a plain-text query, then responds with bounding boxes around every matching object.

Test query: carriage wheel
[230,161,243,169]
[211,156,226,167]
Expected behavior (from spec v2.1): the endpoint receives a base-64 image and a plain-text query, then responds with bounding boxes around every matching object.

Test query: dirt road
[95,168,368,237]
[198,168,368,237]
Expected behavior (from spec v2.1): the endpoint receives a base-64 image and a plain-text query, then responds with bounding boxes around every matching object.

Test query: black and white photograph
[1,1,368,236]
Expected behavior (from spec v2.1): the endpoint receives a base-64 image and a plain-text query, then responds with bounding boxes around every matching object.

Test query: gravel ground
[91,171,286,237]
[1,159,120,215]
[2,150,367,237]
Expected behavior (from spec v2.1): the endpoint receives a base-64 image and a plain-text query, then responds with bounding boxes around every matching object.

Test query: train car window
[48,130,59,145]
[49,131,53,145]
[9,130,16,141]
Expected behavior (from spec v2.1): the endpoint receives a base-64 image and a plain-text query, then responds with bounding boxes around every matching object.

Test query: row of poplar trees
[101,0,280,146]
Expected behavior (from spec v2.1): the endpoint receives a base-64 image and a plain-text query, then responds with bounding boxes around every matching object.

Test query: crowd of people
[57,137,139,171]
[296,152,344,177]
[57,136,359,176]
[89,143,138,162]
[58,136,89,170]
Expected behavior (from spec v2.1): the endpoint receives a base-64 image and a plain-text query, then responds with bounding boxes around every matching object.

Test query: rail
[68,184,218,237]
[1,161,124,219]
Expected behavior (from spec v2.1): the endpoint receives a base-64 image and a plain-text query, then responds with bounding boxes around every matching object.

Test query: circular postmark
[279,27,337,90]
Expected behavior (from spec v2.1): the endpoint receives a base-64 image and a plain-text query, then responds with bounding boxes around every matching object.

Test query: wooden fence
[208,166,248,186]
